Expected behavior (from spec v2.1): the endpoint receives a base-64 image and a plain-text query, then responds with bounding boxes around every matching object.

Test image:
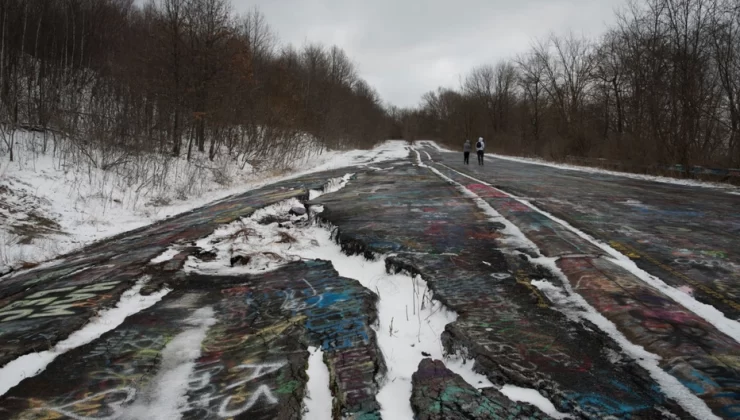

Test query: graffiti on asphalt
[313,167,684,418]
[0,281,120,322]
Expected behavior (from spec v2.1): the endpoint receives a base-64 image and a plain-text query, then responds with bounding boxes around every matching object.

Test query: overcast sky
[230,0,627,108]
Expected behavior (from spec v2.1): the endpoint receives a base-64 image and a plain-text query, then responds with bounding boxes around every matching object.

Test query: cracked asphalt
[0,149,738,419]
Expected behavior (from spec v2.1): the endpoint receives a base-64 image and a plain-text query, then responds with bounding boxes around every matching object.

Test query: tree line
[402,0,740,171]
[0,0,395,168]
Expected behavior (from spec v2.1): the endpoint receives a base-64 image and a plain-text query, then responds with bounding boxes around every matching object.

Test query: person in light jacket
[476,137,485,165]
[463,139,471,164]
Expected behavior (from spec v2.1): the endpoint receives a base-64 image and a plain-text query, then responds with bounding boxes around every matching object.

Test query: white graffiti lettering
[224,362,286,391]
[186,361,286,418]
[218,384,279,417]
[35,387,136,420]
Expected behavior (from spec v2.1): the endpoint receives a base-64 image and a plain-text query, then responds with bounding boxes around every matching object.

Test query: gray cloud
[232,0,627,107]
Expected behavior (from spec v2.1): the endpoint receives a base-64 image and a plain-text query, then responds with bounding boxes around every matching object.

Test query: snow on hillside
[0,132,409,270]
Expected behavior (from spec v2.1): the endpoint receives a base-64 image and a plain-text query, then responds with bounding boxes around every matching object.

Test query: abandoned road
[0,146,738,420]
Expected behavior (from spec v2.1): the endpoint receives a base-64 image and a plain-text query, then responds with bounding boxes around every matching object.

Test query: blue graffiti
[305,291,350,309]
[679,369,720,394]
[305,309,370,351]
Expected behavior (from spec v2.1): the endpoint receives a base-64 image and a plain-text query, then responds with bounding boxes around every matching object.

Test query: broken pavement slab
[411,358,551,419]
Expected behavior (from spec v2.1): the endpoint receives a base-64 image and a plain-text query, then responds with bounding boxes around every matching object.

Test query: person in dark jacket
[463,139,471,164]
[476,137,485,165]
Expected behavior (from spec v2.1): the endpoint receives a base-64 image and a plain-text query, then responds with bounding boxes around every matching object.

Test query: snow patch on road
[443,356,494,391]
[309,173,354,200]
[416,141,455,153]
[150,248,181,264]
[412,149,426,167]
[125,307,216,420]
[181,173,357,276]
[0,277,170,396]
[499,385,569,419]
[302,346,333,419]
[182,199,310,275]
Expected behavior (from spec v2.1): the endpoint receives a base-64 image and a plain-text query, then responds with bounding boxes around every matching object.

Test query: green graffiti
[275,380,300,394]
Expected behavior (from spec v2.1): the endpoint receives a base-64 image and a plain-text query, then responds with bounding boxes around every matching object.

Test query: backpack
[476,141,482,149]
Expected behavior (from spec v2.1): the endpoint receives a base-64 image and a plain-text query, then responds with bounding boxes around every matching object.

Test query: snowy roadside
[0,136,410,271]
[418,140,740,193]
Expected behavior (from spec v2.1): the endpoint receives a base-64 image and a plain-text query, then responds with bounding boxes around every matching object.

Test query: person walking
[476,137,485,165]
[463,139,471,164]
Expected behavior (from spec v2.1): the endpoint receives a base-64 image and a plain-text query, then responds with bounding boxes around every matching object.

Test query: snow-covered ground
[418,140,740,193]
[0,132,409,269]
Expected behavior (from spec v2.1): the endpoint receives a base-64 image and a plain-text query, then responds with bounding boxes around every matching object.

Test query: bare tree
[516,52,547,153]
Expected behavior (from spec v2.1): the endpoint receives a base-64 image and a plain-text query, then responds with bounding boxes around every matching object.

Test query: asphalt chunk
[411,358,551,419]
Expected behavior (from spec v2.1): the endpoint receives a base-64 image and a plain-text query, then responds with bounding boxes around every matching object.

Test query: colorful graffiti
[0,258,386,420]
[313,165,687,418]
[428,146,740,322]
[0,281,121,322]
[558,256,740,416]
[411,358,548,419]
[0,169,351,368]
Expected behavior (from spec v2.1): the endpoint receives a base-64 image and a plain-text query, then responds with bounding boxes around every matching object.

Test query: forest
[0,0,394,169]
[1,0,739,173]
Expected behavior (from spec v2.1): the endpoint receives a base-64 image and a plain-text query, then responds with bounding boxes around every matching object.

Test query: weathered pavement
[415,146,740,417]
[1,261,383,419]
[419,144,740,320]
[0,167,389,420]
[0,150,738,419]
[313,161,696,418]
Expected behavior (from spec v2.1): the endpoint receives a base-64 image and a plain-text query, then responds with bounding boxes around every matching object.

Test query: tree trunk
[172,109,181,156]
